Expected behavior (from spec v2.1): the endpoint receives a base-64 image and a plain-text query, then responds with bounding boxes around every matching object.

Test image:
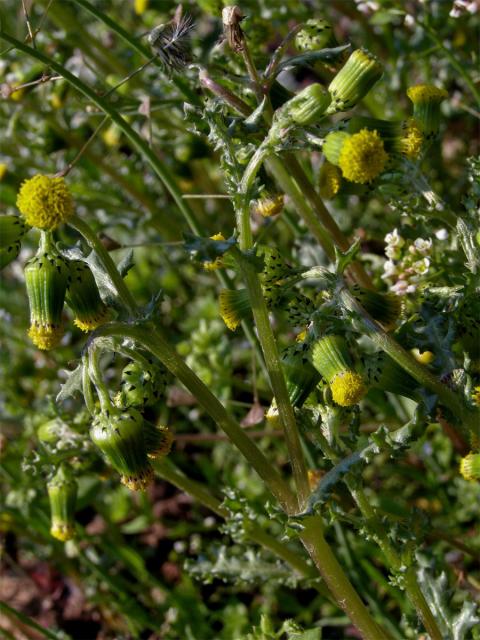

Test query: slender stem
[339,286,478,439]
[300,516,389,640]
[68,214,138,317]
[403,568,444,640]
[92,322,296,512]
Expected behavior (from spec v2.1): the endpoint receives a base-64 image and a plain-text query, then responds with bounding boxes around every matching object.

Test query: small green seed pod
[295,18,338,52]
[407,85,448,140]
[144,421,174,459]
[276,83,331,128]
[90,407,153,491]
[459,452,480,481]
[0,240,21,270]
[24,234,68,350]
[66,260,110,332]
[0,214,29,248]
[311,334,367,406]
[327,48,383,113]
[47,466,77,542]
[219,288,251,331]
[350,284,402,330]
[364,352,419,400]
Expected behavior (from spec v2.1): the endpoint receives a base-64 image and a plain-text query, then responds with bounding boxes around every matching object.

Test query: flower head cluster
[17,174,74,230]
[382,229,433,295]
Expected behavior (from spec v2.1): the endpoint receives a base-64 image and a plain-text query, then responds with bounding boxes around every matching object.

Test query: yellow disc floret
[400,119,424,159]
[121,466,154,491]
[319,162,342,199]
[472,386,480,406]
[338,129,388,184]
[28,324,64,351]
[459,452,480,481]
[407,85,448,105]
[50,522,75,542]
[17,174,74,230]
[254,194,285,218]
[203,232,226,271]
[330,370,366,406]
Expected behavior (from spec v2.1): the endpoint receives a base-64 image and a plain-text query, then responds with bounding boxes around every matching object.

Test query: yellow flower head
[50,522,75,542]
[121,466,154,491]
[399,119,424,159]
[472,386,480,406]
[73,308,111,333]
[319,161,342,199]
[17,174,74,230]
[338,129,388,184]
[459,452,480,482]
[28,324,64,351]
[219,288,250,331]
[330,370,367,406]
[411,348,434,365]
[407,85,448,105]
[203,232,225,271]
[134,0,149,14]
[254,194,284,218]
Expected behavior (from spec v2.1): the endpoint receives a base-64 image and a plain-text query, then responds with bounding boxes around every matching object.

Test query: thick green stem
[339,287,478,440]
[153,458,323,587]
[92,322,296,512]
[68,215,138,317]
[236,159,310,507]
[300,516,389,640]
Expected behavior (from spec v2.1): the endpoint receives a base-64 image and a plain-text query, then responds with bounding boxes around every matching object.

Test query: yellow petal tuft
[338,129,388,184]
[17,174,74,230]
[330,370,366,406]
[28,324,64,350]
[407,84,448,105]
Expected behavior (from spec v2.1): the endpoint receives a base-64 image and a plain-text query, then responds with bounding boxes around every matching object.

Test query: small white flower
[383,260,397,277]
[404,14,415,27]
[391,280,410,295]
[413,257,430,275]
[435,228,448,240]
[413,238,432,254]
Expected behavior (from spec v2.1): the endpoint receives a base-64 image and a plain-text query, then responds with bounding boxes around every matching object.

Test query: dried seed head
[148,14,194,74]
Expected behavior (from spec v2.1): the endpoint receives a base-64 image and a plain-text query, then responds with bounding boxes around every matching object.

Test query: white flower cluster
[449,0,478,18]
[382,229,432,295]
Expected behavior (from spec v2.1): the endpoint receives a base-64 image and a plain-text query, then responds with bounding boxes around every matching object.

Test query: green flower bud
[327,48,383,113]
[281,343,322,408]
[0,214,29,247]
[47,466,77,542]
[350,284,402,330]
[407,85,448,140]
[295,19,338,52]
[24,234,68,350]
[364,352,419,400]
[66,260,110,332]
[276,83,331,127]
[219,288,251,331]
[312,335,367,406]
[115,360,159,409]
[144,421,173,459]
[90,407,153,491]
[0,240,21,270]
[322,131,351,165]
[460,452,480,481]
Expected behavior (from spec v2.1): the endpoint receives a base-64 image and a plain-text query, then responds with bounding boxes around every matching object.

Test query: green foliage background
[0,1,479,639]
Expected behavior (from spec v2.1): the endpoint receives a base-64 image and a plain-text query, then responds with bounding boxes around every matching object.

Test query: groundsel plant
[0,2,479,638]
